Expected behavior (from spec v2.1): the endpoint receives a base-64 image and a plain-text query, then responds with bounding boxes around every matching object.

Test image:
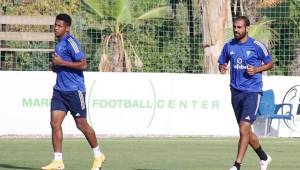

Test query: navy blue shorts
[51,89,87,118]
[231,88,261,124]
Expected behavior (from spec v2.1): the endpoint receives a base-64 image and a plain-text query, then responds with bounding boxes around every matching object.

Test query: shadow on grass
[0,164,38,170]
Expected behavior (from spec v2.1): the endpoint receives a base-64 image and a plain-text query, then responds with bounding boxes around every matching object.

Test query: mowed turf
[0,137,299,170]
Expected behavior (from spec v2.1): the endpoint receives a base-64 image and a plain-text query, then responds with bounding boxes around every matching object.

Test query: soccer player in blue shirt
[218,16,273,170]
[41,14,105,170]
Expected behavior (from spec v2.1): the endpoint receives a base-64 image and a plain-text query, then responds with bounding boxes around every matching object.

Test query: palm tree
[201,0,233,74]
[82,0,171,72]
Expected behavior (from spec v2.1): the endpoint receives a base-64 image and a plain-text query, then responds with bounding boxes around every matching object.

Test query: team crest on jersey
[236,57,242,64]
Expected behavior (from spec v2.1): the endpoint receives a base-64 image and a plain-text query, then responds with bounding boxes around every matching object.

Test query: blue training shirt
[218,37,272,92]
[53,33,86,92]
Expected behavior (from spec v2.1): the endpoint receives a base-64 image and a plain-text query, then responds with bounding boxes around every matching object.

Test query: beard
[234,31,247,40]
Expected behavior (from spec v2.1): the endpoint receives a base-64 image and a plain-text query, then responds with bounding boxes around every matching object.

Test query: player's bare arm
[52,53,87,70]
[247,61,273,75]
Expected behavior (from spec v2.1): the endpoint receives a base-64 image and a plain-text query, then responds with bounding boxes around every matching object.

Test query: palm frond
[137,6,172,20]
[291,0,300,10]
[82,0,104,18]
[112,0,132,24]
[290,18,300,32]
[249,19,278,47]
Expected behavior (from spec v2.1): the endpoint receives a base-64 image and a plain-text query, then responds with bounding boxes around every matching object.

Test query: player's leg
[230,90,260,170]
[42,90,67,170]
[249,122,271,170]
[69,90,105,170]
[250,129,272,170]
[51,110,67,153]
[75,117,98,148]
[68,90,99,148]
[249,130,270,158]
[249,130,260,148]
[229,89,244,170]
[241,92,271,170]
[74,116,105,170]
[248,91,272,170]
[229,121,251,170]
[236,92,259,162]
[235,121,251,163]
[41,111,66,170]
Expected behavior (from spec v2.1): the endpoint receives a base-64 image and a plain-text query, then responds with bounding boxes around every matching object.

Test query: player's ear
[66,25,70,32]
[246,26,249,34]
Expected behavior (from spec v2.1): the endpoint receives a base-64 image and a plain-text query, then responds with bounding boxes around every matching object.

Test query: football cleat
[41,160,64,170]
[91,154,106,170]
[228,166,238,170]
[259,155,272,170]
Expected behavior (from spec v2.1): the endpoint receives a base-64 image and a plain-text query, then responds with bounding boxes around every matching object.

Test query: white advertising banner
[0,71,299,137]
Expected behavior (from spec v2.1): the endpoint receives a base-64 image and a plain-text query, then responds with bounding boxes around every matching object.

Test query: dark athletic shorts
[51,89,87,118]
[231,88,261,124]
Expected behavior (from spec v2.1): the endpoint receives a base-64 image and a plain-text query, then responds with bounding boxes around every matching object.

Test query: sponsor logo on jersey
[234,57,247,70]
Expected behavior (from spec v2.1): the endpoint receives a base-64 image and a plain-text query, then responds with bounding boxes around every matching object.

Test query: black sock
[234,161,241,170]
[254,146,268,160]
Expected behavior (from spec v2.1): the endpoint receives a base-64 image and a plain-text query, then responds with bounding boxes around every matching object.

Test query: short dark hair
[234,16,250,27]
[56,13,72,26]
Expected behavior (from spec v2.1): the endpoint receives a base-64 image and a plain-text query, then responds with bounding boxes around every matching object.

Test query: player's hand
[247,65,257,75]
[218,63,228,74]
[52,53,65,66]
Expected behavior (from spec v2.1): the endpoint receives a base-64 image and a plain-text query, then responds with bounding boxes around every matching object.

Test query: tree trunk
[232,0,260,23]
[99,33,131,72]
[201,0,232,74]
[111,34,125,72]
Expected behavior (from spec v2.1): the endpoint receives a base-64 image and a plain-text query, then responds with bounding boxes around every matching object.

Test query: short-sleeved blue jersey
[53,33,86,92]
[218,37,272,92]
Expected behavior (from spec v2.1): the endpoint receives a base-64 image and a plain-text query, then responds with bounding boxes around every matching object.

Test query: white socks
[54,152,63,161]
[92,146,102,158]
[53,146,101,160]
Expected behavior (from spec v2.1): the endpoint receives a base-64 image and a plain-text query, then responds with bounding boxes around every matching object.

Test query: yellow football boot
[41,160,64,170]
[91,154,106,170]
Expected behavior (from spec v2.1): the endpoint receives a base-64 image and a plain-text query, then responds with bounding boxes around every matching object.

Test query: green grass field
[0,137,299,170]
